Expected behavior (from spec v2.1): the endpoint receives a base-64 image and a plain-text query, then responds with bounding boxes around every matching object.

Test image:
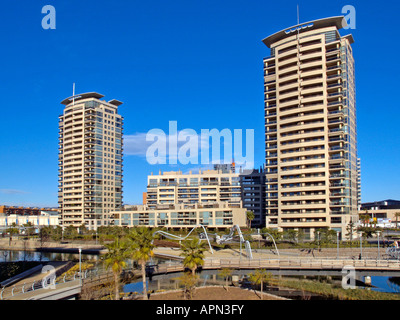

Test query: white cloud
[0,189,30,195]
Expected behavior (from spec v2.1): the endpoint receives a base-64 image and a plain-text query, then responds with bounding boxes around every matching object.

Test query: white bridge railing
[203,258,400,270]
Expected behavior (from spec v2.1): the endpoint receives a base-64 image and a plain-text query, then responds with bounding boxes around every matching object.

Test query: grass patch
[276,278,400,300]
[0,261,42,282]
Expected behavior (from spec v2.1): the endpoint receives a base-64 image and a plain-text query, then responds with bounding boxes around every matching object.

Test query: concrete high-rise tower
[58,92,124,230]
[262,16,358,239]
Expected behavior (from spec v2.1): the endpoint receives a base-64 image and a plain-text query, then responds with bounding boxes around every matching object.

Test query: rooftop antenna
[72,83,76,105]
[297,4,300,25]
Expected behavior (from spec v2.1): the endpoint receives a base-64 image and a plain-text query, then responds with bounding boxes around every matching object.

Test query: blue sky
[0,0,398,207]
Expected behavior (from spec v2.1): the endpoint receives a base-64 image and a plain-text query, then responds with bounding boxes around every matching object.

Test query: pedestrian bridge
[149,258,400,277]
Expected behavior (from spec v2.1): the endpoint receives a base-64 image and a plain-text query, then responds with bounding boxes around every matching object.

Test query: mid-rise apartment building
[145,167,266,227]
[58,92,124,230]
[113,202,246,229]
[262,16,358,239]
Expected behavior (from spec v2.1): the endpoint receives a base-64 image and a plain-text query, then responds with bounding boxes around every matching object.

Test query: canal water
[368,276,400,293]
[123,270,400,296]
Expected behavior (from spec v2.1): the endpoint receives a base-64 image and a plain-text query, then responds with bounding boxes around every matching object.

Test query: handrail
[0,267,108,300]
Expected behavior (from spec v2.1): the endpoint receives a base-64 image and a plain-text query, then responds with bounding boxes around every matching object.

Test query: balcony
[329,128,344,134]
[330,183,347,188]
[328,110,344,117]
[266,153,278,159]
[330,202,347,206]
[329,145,344,151]
[265,95,277,101]
[329,173,346,179]
[329,154,344,160]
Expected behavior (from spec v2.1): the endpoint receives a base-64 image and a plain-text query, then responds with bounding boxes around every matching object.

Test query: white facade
[0,212,59,228]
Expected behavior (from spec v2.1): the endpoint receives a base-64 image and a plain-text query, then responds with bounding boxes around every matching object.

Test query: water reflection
[123,271,225,294]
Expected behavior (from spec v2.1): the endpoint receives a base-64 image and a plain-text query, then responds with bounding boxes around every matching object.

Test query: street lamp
[377,231,381,260]
[359,232,363,260]
[336,231,340,260]
[78,248,82,284]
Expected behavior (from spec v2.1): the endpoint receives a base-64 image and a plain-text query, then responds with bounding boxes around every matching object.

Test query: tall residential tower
[262,17,358,239]
[58,92,124,230]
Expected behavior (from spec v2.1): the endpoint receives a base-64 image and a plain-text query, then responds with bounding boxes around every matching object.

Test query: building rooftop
[262,16,349,48]
[361,199,400,210]
[61,92,105,105]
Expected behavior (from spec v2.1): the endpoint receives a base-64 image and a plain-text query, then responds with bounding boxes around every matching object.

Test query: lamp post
[78,248,82,284]
[336,231,340,260]
[377,231,381,260]
[359,232,363,260]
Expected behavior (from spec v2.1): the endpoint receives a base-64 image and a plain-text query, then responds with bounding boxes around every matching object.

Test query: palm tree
[248,269,272,300]
[246,210,255,228]
[128,227,156,300]
[103,236,129,300]
[394,212,400,229]
[219,268,233,291]
[359,213,370,227]
[180,238,208,275]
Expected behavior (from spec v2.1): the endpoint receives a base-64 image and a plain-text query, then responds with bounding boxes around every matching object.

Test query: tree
[346,222,356,245]
[7,223,19,238]
[103,236,129,300]
[394,212,400,229]
[317,228,337,245]
[261,228,282,241]
[297,229,305,244]
[283,229,298,244]
[219,268,233,291]
[246,211,255,228]
[248,269,272,300]
[359,213,371,227]
[64,225,78,240]
[357,226,382,239]
[178,272,198,300]
[22,222,34,237]
[180,238,208,276]
[128,227,156,300]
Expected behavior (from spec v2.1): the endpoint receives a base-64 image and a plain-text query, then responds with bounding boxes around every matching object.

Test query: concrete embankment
[0,238,107,254]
